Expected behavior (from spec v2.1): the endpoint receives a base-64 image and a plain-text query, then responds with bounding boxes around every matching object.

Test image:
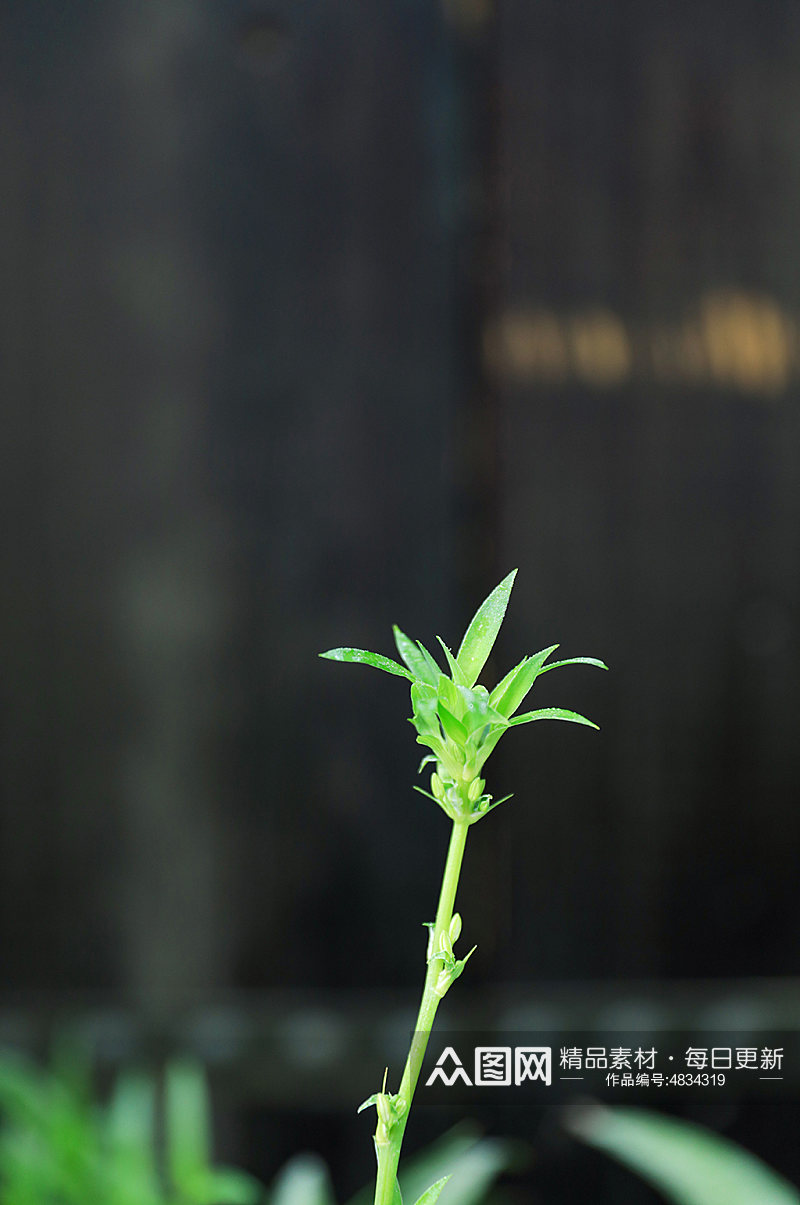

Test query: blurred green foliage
[0,1046,797,1204]
[270,1124,519,1205]
[567,1104,800,1205]
[0,1048,261,1205]
[0,1050,516,1205]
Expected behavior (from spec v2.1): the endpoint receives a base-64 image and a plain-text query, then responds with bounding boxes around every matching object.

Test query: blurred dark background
[1,0,800,1199]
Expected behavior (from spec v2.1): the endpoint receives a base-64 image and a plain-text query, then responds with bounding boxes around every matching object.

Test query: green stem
[373,817,470,1205]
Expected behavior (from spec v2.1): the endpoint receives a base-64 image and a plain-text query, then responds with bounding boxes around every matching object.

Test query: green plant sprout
[321,569,607,1205]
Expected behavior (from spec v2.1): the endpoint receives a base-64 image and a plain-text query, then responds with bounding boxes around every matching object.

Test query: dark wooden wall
[1,0,799,1026]
[0,0,463,1011]
[490,0,800,982]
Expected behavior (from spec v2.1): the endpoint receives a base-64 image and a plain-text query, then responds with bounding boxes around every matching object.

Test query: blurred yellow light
[488,290,796,396]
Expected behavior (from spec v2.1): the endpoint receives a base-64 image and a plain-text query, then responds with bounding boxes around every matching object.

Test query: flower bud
[467,777,484,803]
[449,912,462,943]
[430,772,444,800]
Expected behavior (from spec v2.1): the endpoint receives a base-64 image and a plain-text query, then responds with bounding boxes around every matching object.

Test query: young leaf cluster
[321,570,606,824]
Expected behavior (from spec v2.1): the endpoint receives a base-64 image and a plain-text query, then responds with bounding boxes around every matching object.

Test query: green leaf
[509,707,598,729]
[412,785,451,815]
[414,733,447,763]
[106,1070,156,1149]
[198,1166,264,1204]
[412,1175,451,1205]
[410,682,440,736]
[164,1060,211,1192]
[467,724,507,771]
[476,792,513,817]
[566,1104,800,1205]
[456,686,507,735]
[416,642,443,682]
[105,1072,160,1202]
[271,1153,337,1205]
[487,655,525,708]
[436,674,462,718]
[538,655,608,674]
[404,1133,520,1205]
[357,1094,380,1114]
[455,570,517,687]
[0,1055,50,1131]
[393,1178,404,1205]
[488,645,559,717]
[320,648,412,680]
[463,715,505,754]
[434,1136,521,1205]
[178,1165,264,1205]
[393,628,437,684]
[435,637,467,686]
[437,704,467,745]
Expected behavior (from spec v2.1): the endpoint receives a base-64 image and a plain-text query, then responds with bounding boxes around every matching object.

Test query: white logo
[515,1047,551,1085]
[426,1045,552,1087]
[425,1046,472,1087]
[475,1047,512,1086]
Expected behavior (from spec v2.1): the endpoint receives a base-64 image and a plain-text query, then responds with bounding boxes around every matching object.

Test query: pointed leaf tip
[411,1175,452,1205]
[319,648,412,680]
[539,656,609,675]
[393,627,438,683]
[509,707,599,729]
[489,645,559,717]
[416,641,443,681]
[456,570,518,687]
[435,636,467,685]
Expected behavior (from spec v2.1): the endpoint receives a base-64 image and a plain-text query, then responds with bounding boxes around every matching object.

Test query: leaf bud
[467,777,484,803]
[376,1093,393,1128]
